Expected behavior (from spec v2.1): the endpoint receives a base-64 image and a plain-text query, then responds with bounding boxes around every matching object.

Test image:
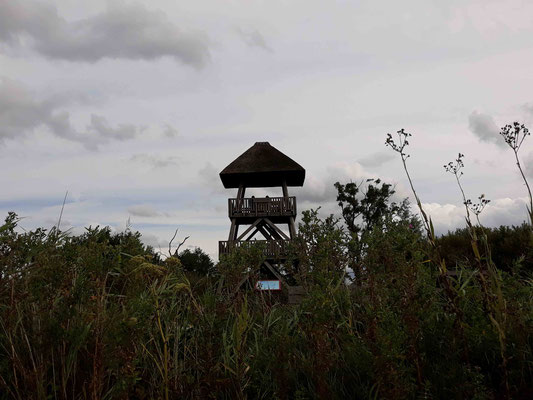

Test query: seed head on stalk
[385,129,434,241]
[444,153,490,227]
[499,122,533,226]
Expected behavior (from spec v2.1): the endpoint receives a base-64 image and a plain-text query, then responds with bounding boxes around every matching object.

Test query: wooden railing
[219,240,291,259]
[228,196,296,218]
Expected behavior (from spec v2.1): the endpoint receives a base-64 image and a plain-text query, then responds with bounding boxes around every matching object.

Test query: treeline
[438,224,533,274]
[0,209,531,399]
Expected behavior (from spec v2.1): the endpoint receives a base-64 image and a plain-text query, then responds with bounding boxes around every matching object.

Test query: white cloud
[422,196,530,234]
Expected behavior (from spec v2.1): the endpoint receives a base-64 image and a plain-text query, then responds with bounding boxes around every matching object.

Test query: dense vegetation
[1,209,531,399]
[1,124,532,399]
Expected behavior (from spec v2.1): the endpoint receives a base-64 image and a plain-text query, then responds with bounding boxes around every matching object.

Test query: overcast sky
[2,0,533,260]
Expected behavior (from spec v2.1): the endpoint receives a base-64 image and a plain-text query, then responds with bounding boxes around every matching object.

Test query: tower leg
[282,180,297,238]
[288,217,296,239]
[229,184,246,241]
[228,219,237,240]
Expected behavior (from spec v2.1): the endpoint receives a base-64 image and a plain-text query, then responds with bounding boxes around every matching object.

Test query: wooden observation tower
[219,142,305,302]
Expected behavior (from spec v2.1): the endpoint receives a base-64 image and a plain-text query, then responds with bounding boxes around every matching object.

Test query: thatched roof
[219,142,305,188]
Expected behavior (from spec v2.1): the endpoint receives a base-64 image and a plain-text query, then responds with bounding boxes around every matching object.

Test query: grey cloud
[127,204,160,218]
[0,1,209,67]
[468,110,505,148]
[236,28,273,52]
[163,124,178,138]
[0,78,52,140]
[199,162,227,194]
[358,152,395,168]
[130,153,179,168]
[199,162,218,184]
[88,114,140,141]
[0,78,142,149]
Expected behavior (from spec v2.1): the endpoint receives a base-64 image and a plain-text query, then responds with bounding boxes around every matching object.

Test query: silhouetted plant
[465,195,490,224]
[444,152,510,395]
[444,153,472,221]
[443,153,491,266]
[334,178,396,235]
[386,130,477,374]
[500,122,533,225]
[386,129,435,243]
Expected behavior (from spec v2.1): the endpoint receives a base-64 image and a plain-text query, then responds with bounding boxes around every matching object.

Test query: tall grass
[1,211,531,399]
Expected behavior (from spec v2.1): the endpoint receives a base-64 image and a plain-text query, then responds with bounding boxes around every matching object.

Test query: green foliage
[1,211,532,399]
[334,177,422,284]
[179,247,215,276]
[438,224,533,274]
[287,208,349,288]
[334,178,408,236]
[217,242,267,291]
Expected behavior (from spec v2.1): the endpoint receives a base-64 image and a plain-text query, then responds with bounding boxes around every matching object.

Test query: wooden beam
[236,218,262,241]
[262,223,282,240]
[288,217,297,239]
[263,260,288,287]
[246,227,260,241]
[282,180,297,238]
[231,274,251,296]
[237,184,246,199]
[263,218,290,240]
[258,225,273,240]
[228,218,237,241]
[282,180,289,198]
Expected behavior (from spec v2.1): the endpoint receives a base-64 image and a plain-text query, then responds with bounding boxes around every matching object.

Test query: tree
[178,247,215,276]
[334,178,403,235]
[334,178,421,268]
